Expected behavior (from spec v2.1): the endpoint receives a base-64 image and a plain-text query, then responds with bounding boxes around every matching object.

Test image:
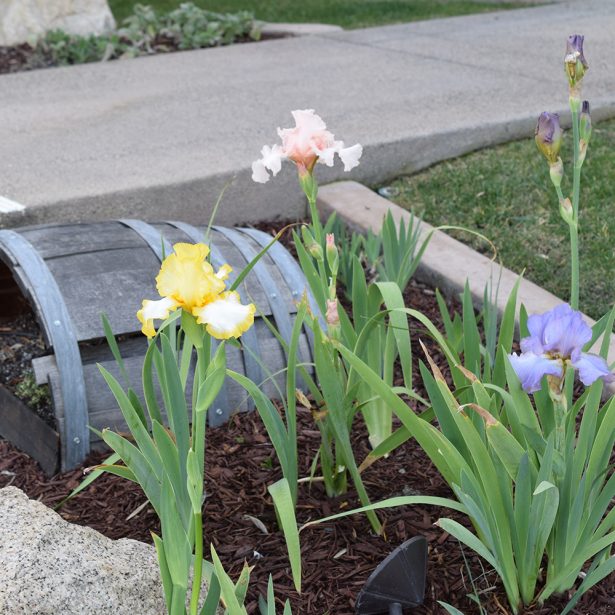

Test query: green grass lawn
[109,0,527,29]
[388,119,615,320]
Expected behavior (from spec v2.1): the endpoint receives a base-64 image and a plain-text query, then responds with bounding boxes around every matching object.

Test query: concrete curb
[260,22,343,38]
[3,99,615,231]
[317,181,615,393]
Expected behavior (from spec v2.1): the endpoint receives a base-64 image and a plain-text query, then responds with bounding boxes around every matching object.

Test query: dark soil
[0,219,613,614]
[0,31,276,75]
[0,43,41,74]
[0,311,53,425]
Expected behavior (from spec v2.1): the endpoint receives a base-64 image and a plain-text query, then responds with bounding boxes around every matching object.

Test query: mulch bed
[1,220,614,614]
[0,31,277,75]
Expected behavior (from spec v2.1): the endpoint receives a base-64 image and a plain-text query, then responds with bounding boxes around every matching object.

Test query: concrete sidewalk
[1,0,614,228]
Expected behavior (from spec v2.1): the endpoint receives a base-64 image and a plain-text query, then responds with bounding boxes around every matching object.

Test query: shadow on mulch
[0,220,613,614]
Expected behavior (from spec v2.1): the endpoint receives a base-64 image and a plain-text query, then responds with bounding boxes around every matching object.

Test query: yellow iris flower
[137,242,255,340]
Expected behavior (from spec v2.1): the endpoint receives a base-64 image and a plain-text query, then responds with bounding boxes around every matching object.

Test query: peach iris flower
[252,109,362,183]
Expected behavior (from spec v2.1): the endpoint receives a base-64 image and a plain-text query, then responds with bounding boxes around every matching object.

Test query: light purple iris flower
[509,304,614,393]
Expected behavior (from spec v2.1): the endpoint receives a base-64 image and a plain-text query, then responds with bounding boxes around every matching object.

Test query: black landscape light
[356,536,428,615]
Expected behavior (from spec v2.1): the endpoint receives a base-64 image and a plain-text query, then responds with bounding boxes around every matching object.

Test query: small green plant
[15,371,50,410]
[30,3,259,68]
[164,4,259,49]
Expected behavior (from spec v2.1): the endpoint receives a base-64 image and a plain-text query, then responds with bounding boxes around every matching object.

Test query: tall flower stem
[554,395,568,460]
[194,340,211,475]
[189,340,211,614]
[554,183,580,311]
[309,194,322,242]
[568,224,580,311]
[302,179,330,300]
[569,102,582,310]
[190,511,204,615]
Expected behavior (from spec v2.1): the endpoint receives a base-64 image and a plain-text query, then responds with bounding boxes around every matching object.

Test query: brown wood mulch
[1,220,614,614]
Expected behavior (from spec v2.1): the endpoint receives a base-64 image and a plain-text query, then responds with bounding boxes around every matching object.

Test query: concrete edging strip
[317,180,615,394]
[260,22,343,38]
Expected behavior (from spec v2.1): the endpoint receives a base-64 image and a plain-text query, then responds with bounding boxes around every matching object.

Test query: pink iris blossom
[252,109,362,183]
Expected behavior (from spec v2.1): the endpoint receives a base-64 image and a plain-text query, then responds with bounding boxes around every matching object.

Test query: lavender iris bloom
[535,112,562,164]
[509,304,614,393]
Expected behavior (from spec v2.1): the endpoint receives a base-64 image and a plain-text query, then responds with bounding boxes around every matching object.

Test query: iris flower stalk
[133,242,256,615]
[535,110,580,308]
[567,35,588,308]
[535,35,590,310]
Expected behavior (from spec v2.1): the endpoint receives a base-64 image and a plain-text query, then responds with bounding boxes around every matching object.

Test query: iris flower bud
[301,225,323,261]
[559,197,574,226]
[578,100,592,165]
[565,34,588,96]
[535,112,563,165]
[580,100,592,144]
[549,158,564,188]
[325,298,341,340]
[325,233,339,276]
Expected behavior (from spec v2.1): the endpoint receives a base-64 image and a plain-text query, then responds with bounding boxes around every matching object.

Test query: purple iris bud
[509,304,615,393]
[566,35,588,69]
[535,112,563,164]
[565,34,588,89]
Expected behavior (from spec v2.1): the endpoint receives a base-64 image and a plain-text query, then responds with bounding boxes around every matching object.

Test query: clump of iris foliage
[27,3,259,68]
[387,118,615,321]
[70,35,615,615]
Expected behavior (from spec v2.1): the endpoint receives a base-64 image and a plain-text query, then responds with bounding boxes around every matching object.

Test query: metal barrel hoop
[118,219,174,260]
[239,226,323,358]
[213,226,295,350]
[0,229,89,470]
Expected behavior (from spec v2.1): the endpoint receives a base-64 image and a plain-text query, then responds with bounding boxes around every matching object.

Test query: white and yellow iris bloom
[137,242,255,340]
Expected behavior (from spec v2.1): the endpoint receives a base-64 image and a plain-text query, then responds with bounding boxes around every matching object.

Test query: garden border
[317,180,615,396]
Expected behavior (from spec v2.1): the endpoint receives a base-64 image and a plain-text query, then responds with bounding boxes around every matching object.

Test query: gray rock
[0,486,209,615]
[0,0,116,46]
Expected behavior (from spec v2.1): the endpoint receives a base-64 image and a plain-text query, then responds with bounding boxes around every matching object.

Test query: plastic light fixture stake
[356,536,427,614]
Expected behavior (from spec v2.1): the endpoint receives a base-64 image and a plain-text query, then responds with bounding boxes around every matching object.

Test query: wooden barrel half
[0,220,319,473]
